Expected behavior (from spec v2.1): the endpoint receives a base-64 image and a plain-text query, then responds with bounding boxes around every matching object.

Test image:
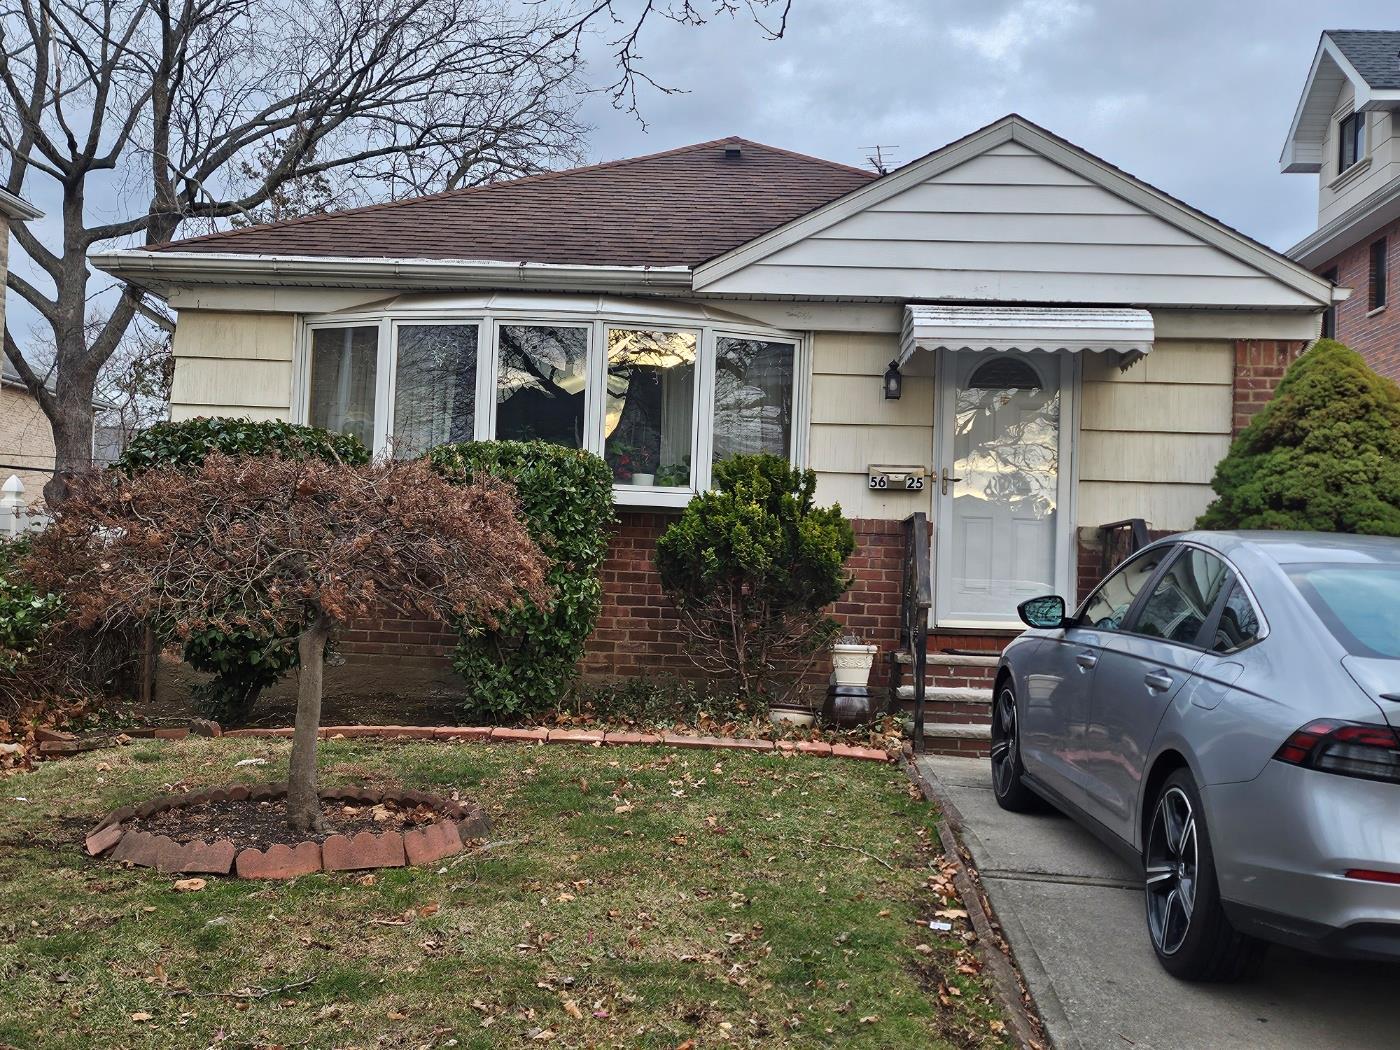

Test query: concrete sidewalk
[919,755,1399,1050]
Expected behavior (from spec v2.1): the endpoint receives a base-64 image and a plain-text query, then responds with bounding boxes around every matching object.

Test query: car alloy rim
[1145,786,1198,956]
[990,687,1017,797]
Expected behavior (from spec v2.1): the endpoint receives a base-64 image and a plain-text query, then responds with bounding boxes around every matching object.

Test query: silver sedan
[995,531,1400,980]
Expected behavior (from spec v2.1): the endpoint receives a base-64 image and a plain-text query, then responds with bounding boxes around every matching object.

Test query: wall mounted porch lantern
[883,360,903,400]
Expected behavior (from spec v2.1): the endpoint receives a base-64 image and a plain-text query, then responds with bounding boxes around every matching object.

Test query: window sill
[1328,156,1372,192]
[612,485,694,510]
[1368,304,1387,318]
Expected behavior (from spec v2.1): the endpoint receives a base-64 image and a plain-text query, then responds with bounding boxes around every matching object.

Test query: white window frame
[293,299,809,509]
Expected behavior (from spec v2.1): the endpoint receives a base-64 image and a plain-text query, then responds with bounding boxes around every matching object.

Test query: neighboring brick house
[1282,30,1400,377]
[0,188,50,499]
[94,115,1329,747]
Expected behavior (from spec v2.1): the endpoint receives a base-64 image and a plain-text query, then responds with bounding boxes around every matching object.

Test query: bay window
[299,297,804,506]
[308,325,377,449]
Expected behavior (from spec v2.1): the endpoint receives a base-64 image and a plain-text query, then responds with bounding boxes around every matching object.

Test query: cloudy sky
[574,0,1396,253]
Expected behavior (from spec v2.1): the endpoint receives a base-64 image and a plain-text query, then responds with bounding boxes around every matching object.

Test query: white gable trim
[1282,34,1400,174]
[693,115,1332,308]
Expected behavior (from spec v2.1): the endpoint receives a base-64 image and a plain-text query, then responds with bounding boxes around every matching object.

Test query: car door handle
[1075,651,1098,669]
[1143,670,1174,691]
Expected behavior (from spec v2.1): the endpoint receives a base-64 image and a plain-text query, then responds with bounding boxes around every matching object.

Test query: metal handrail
[1099,517,1150,579]
[898,512,931,753]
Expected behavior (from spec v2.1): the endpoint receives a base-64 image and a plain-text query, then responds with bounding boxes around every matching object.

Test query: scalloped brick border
[86,782,490,880]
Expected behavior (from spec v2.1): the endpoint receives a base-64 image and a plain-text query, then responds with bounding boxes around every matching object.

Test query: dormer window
[1339,111,1365,172]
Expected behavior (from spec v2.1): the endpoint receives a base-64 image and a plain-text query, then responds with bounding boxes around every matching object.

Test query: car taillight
[1274,720,1400,784]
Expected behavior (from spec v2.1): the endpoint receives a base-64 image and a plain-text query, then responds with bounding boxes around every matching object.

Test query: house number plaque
[867,465,927,491]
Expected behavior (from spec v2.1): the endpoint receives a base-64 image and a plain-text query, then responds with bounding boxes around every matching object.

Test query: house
[1282,30,1400,377]
[92,115,1332,745]
[0,188,51,500]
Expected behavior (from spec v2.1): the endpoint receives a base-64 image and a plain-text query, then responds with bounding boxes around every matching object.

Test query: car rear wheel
[1144,769,1265,981]
[990,683,1040,812]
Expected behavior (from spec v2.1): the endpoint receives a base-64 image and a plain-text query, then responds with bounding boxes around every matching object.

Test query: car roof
[1168,530,1400,566]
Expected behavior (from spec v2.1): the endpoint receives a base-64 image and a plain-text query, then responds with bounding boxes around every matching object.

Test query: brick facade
[1231,339,1308,435]
[1317,215,1400,381]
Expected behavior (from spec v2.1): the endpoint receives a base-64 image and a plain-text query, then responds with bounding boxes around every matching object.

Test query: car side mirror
[1018,595,1068,630]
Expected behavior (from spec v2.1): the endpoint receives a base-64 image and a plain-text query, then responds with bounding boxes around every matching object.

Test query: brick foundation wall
[1232,339,1308,435]
[1318,215,1400,381]
[336,512,923,691]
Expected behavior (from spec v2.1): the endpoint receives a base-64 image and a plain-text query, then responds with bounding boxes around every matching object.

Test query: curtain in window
[712,337,795,464]
[392,324,478,457]
[309,326,378,449]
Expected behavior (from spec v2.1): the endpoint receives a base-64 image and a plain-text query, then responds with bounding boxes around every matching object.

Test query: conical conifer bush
[1197,339,1400,534]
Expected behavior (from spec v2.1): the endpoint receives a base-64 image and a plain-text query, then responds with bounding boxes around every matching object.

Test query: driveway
[919,755,1399,1050]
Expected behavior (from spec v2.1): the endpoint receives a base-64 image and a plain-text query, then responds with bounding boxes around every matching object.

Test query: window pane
[1132,549,1230,645]
[392,324,478,457]
[1210,584,1260,654]
[1078,547,1172,632]
[1288,564,1400,659]
[495,324,589,447]
[713,337,795,464]
[1371,239,1388,310]
[604,329,696,486]
[309,326,378,449]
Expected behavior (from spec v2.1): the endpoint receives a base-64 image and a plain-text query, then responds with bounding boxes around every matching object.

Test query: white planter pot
[831,643,879,687]
[769,705,817,728]
[631,473,655,486]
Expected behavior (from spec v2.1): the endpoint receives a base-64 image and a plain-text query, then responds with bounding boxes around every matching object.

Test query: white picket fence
[1,474,49,539]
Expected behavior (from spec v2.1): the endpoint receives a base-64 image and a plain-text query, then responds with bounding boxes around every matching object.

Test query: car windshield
[1286,563,1400,659]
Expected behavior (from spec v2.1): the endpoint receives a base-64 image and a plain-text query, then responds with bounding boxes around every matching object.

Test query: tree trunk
[286,610,334,835]
[43,393,96,506]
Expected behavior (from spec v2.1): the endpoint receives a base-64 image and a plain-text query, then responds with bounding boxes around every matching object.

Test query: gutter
[1288,174,1400,270]
[89,249,695,296]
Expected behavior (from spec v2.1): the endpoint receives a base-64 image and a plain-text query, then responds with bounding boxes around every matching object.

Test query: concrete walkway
[919,755,1400,1050]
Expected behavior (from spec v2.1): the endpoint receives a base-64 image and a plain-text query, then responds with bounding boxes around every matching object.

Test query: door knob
[1075,651,1098,669]
[941,466,963,496]
[1143,670,1173,691]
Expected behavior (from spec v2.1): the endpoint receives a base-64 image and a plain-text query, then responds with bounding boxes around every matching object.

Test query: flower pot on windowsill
[769,703,817,729]
[630,473,655,486]
[830,643,879,688]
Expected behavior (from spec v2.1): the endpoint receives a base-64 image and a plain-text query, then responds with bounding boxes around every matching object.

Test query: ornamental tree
[27,454,548,833]
[655,454,856,704]
[1197,339,1400,535]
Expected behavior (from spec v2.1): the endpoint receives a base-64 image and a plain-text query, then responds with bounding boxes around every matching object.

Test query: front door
[934,349,1074,627]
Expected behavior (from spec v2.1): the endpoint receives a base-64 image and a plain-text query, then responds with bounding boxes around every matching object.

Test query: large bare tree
[0,0,793,503]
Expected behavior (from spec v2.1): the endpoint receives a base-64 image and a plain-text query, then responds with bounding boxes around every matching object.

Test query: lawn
[0,738,1010,1049]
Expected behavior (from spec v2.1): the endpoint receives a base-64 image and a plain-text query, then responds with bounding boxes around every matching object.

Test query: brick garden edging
[220,724,895,762]
[86,782,491,880]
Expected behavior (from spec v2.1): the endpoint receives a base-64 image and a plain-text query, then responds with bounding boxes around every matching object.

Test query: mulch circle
[84,782,490,880]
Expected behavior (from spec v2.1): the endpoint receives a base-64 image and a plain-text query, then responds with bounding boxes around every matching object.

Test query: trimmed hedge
[655,454,855,702]
[117,417,370,473]
[426,440,614,722]
[116,418,370,723]
[1197,339,1400,534]
[0,538,61,675]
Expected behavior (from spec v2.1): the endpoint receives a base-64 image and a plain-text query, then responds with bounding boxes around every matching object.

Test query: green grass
[0,739,1010,1048]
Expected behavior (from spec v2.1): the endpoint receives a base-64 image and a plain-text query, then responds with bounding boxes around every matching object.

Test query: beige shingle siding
[1077,340,1234,532]
[169,310,296,422]
[0,385,55,501]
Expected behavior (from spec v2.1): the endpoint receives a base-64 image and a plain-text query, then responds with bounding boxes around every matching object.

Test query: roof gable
[1282,31,1400,173]
[146,137,874,269]
[693,115,1331,310]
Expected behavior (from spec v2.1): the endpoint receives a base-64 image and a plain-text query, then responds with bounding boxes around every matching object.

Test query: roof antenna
[863,145,898,176]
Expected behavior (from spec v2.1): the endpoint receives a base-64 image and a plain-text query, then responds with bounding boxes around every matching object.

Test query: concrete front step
[921,720,992,758]
[894,684,992,704]
[894,651,1001,667]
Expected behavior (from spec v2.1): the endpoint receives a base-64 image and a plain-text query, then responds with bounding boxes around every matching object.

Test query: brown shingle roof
[149,137,876,268]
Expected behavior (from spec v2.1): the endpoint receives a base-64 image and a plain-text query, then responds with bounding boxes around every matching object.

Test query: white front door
[933,349,1075,627]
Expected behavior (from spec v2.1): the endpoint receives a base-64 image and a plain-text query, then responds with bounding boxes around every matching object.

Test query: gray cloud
[576,0,1397,252]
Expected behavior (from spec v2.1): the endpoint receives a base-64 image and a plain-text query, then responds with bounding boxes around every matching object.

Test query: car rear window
[1286,563,1400,659]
